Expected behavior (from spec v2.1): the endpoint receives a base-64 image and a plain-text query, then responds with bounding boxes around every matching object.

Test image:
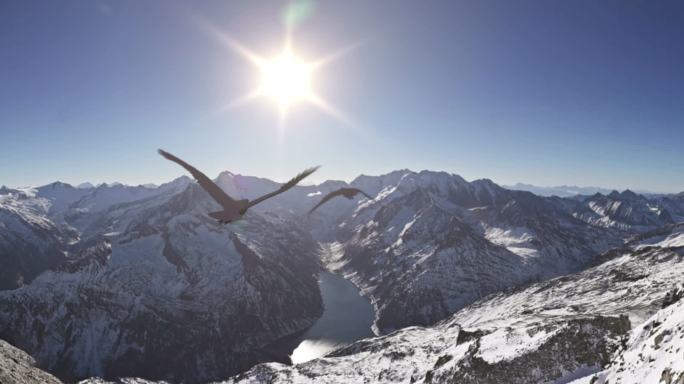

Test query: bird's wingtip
[361,189,374,199]
[297,166,320,181]
[158,149,172,158]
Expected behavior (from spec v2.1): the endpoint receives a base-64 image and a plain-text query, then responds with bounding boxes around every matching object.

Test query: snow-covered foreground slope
[229,225,684,384]
[571,286,684,384]
[228,316,628,384]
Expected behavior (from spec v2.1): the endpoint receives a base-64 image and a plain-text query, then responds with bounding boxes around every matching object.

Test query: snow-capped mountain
[1,170,683,384]
[35,181,93,215]
[212,171,353,220]
[506,182,616,197]
[0,189,76,290]
[0,182,323,383]
[565,190,679,233]
[654,192,684,223]
[327,170,620,332]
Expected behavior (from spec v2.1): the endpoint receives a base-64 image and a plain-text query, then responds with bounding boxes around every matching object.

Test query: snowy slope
[230,224,684,384]
[0,190,76,290]
[62,177,191,231]
[35,182,92,215]
[568,190,677,232]
[1,170,682,384]
[329,170,620,332]
[0,183,323,383]
[572,287,684,384]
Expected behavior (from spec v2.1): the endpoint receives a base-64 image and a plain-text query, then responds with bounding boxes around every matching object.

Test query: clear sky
[1,0,683,192]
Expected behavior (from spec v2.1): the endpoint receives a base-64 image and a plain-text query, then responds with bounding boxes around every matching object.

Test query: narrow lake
[289,271,375,364]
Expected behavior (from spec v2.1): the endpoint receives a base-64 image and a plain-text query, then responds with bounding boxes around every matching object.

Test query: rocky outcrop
[430,316,629,384]
[0,339,62,384]
[576,297,684,384]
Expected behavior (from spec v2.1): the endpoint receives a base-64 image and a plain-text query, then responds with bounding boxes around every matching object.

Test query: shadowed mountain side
[0,183,323,383]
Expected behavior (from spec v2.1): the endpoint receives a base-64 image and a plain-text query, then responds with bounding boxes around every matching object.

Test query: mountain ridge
[1,169,683,383]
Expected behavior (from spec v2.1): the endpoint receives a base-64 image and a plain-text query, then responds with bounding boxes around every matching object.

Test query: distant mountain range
[1,170,683,383]
[505,182,663,197]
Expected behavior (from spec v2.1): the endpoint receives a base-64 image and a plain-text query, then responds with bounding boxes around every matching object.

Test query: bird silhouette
[309,187,373,214]
[158,149,318,224]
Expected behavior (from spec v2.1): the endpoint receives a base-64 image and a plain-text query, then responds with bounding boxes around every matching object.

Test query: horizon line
[3,168,681,195]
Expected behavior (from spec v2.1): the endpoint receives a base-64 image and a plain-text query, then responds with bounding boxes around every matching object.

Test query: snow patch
[484,226,538,258]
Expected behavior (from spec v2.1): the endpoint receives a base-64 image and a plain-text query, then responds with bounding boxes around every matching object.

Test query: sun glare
[258,50,314,109]
[202,21,356,124]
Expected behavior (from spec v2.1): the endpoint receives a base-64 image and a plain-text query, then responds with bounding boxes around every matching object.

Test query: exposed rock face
[576,292,684,384]
[428,316,629,384]
[0,339,62,384]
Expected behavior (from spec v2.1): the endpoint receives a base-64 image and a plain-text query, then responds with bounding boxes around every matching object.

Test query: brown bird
[309,187,373,214]
[159,149,318,224]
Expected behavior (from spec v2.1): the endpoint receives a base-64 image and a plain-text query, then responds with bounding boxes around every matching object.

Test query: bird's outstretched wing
[308,190,344,214]
[158,149,237,208]
[308,188,372,214]
[247,166,320,208]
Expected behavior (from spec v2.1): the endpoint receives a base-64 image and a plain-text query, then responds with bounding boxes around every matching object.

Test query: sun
[257,48,314,110]
[202,23,354,124]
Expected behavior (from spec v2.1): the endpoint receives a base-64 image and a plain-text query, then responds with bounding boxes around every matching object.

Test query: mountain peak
[217,170,236,179]
[352,169,413,182]
[77,182,94,189]
[42,181,75,189]
[621,189,640,199]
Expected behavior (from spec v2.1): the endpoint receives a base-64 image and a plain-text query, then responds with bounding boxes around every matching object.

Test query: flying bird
[158,149,318,224]
[308,187,373,214]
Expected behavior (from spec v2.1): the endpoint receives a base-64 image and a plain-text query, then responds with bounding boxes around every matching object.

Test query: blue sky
[1,0,683,192]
